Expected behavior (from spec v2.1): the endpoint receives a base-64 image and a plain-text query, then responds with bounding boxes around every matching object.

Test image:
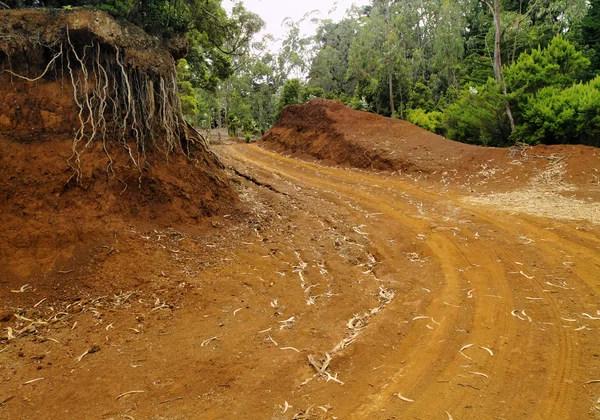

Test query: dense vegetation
[215,0,599,147]
[299,0,599,147]
[3,0,599,147]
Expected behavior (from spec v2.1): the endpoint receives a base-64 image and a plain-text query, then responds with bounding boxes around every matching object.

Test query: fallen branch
[116,390,146,400]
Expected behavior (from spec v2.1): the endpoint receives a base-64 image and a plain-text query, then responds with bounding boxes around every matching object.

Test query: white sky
[224,0,370,45]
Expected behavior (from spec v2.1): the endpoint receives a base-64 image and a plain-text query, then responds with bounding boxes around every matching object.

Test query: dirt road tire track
[222,144,600,419]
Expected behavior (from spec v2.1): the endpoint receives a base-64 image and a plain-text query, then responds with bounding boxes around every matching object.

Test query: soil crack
[230,167,288,196]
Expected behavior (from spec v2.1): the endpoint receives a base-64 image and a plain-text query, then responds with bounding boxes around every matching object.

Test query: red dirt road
[1,142,599,419]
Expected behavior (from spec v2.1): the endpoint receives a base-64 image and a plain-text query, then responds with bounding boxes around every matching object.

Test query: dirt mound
[262,99,500,173]
[261,99,600,189]
[0,9,234,302]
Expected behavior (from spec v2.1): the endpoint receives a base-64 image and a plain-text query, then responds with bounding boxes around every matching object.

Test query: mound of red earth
[0,9,234,305]
[261,99,600,183]
[261,99,500,173]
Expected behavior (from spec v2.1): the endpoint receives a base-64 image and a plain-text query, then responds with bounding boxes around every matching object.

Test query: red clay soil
[0,8,235,307]
[1,109,600,419]
[0,133,234,304]
[261,99,600,189]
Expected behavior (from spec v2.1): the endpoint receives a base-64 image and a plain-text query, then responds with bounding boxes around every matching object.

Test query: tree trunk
[511,0,523,65]
[389,72,395,118]
[486,0,515,132]
[386,0,395,118]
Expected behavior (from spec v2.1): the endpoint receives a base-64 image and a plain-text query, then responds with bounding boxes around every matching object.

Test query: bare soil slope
[262,99,600,192]
[0,9,234,308]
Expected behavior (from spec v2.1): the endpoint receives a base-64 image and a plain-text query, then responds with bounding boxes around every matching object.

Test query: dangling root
[3,26,208,185]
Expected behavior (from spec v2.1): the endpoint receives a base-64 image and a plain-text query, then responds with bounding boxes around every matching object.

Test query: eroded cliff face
[0,8,188,136]
[0,8,235,282]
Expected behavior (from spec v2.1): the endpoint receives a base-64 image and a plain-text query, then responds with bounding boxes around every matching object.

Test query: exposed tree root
[1,26,217,185]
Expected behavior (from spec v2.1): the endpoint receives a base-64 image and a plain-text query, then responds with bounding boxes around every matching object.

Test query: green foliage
[94,0,133,18]
[407,82,435,113]
[347,95,370,111]
[581,0,600,72]
[442,35,595,146]
[505,35,591,95]
[407,108,443,134]
[514,76,600,146]
[443,80,513,146]
[277,79,302,113]
[227,114,240,137]
[176,59,199,120]
[299,85,325,102]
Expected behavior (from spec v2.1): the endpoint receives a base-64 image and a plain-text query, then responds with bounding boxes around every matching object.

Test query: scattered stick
[76,344,100,362]
[397,393,415,403]
[200,336,218,347]
[22,378,45,385]
[469,371,489,379]
[156,396,183,405]
[560,318,577,322]
[325,371,344,385]
[11,284,31,293]
[480,346,494,357]
[511,310,526,321]
[458,383,480,390]
[459,343,474,360]
[545,281,570,290]
[582,313,600,320]
[5,328,15,340]
[268,335,278,347]
[445,411,454,420]
[33,298,47,308]
[233,308,243,316]
[116,390,146,400]
[280,347,300,353]
[308,353,332,375]
[585,380,600,385]
[520,271,534,279]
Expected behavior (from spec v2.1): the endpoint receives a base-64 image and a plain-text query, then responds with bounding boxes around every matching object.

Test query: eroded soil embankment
[0,8,234,303]
[262,99,600,192]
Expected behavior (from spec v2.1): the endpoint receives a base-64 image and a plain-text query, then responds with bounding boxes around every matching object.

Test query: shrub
[442,79,512,146]
[514,76,600,146]
[407,108,442,133]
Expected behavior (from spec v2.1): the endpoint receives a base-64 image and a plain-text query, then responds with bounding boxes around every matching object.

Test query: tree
[505,35,590,95]
[433,0,466,97]
[582,0,600,72]
[308,17,360,95]
[443,80,513,146]
[277,79,302,114]
[515,76,600,146]
[482,0,516,132]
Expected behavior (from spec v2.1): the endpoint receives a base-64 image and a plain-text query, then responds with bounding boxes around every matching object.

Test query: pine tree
[582,0,600,72]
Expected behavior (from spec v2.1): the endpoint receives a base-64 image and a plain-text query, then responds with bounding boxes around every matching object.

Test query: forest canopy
[3,0,600,147]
